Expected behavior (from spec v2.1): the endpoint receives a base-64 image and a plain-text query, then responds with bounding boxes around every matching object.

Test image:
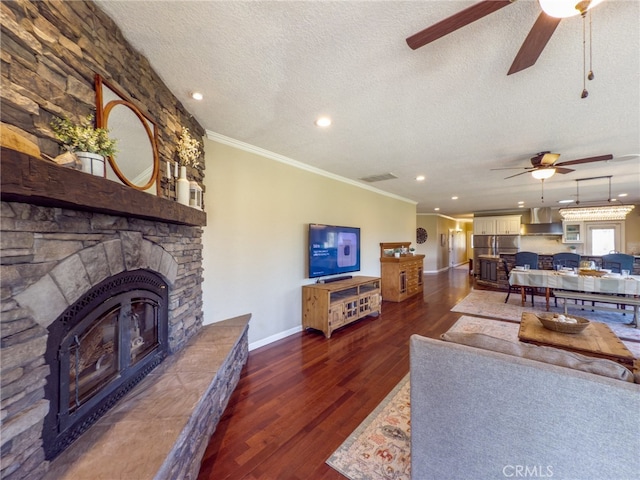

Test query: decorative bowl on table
[536,313,590,334]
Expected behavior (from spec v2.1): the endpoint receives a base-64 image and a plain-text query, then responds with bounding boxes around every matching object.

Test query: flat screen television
[308,224,361,279]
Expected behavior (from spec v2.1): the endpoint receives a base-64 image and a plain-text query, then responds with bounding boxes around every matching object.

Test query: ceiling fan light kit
[531,167,556,180]
[496,152,613,180]
[539,0,603,18]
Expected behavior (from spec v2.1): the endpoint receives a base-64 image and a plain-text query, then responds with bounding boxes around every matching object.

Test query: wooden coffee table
[518,312,636,369]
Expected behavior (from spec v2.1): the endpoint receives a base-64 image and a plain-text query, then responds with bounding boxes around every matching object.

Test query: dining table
[508,269,640,311]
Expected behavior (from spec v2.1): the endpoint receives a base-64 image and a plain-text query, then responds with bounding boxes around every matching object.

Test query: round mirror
[103,100,158,190]
[95,75,159,194]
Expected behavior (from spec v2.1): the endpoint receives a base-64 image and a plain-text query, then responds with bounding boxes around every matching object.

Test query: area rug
[451,289,640,342]
[326,375,411,480]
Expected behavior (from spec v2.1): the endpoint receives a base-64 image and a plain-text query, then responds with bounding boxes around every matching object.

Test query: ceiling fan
[406,0,605,75]
[494,152,614,180]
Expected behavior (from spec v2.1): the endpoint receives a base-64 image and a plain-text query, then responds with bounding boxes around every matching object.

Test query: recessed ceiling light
[315,116,331,127]
[518,201,524,205]
[518,204,525,208]
[451,196,458,200]
[618,193,628,197]
[416,175,425,181]
[434,207,440,211]
[558,199,574,204]
[191,92,203,101]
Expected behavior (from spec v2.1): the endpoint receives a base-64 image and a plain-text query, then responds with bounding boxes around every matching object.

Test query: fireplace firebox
[43,269,169,460]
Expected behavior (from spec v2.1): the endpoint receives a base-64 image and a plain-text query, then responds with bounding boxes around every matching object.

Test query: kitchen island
[476,255,503,288]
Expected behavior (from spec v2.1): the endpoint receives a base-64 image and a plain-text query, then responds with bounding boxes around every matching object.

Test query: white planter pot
[176,166,190,205]
[76,152,105,177]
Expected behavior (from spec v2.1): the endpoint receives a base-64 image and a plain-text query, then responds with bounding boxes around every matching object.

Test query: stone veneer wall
[1,2,214,477]
[1,202,204,479]
[1,0,205,194]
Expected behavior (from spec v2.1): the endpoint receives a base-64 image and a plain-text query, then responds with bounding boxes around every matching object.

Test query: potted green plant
[409,247,416,256]
[50,114,116,176]
[394,248,402,258]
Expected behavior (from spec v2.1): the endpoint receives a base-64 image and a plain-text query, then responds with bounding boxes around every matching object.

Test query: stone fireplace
[0,149,248,480]
[1,1,249,476]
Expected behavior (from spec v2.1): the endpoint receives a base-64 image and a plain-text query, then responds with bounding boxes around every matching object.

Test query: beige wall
[624,205,640,255]
[201,138,417,348]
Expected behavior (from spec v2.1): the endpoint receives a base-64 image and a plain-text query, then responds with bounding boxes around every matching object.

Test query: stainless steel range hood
[521,208,563,235]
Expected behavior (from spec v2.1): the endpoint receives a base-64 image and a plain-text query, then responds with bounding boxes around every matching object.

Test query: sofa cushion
[441,331,634,382]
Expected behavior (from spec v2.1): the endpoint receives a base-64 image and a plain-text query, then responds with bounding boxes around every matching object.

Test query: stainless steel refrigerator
[472,235,520,273]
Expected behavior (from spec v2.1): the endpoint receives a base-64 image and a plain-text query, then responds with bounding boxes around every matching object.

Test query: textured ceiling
[95,0,639,217]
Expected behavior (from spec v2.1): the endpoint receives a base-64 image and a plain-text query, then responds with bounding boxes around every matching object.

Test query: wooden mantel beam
[1,148,206,227]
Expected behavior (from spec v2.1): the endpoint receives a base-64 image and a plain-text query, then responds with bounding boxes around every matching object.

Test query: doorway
[449,229,467,267]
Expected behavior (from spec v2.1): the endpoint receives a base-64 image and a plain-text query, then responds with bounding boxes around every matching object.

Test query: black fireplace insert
[43,269,169,460]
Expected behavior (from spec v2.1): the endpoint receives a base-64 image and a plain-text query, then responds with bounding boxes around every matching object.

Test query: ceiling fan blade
[507,12,561,75]
[406,0,512,50]
[555,167,575,174]
[554,154,614,166]
[504,171,531,179]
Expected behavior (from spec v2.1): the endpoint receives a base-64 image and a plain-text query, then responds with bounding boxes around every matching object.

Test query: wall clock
[416,227,428,244]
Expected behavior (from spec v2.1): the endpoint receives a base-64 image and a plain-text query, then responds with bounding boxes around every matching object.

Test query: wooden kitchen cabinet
[379,242,425,302]
[302,276,381,338]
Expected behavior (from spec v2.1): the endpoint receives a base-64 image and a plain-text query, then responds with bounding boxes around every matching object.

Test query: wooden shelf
[1,148,206,227]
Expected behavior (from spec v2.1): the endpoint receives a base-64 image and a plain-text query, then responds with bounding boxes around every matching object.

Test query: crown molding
[205,130,417,205]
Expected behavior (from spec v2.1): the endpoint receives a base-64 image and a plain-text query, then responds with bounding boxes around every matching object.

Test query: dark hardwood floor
[198,267,474,480]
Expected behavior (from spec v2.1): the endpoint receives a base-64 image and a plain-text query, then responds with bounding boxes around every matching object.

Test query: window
[585,222,623,255]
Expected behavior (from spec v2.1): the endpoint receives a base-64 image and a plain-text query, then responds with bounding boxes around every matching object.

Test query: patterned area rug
[451,289,640,342]
[326,375,411,480]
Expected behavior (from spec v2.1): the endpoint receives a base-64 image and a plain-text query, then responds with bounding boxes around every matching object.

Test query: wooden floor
[198,267,474,480]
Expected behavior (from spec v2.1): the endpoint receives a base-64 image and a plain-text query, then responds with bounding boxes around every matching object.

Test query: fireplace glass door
[65,296,160,413]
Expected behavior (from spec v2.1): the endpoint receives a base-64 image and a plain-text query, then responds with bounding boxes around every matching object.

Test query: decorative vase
[76,151,105,177]
[177,166,190,205]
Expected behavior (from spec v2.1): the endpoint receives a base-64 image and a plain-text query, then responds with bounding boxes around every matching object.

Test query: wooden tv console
[302,276,381,338]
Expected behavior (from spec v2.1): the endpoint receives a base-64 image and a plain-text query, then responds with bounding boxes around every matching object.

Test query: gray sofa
[410,334,640,480]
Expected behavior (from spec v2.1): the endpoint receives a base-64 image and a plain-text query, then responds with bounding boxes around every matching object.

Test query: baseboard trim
[249,325,302,351]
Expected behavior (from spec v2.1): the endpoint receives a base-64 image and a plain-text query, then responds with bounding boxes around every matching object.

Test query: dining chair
[512,251,539,305]
[515,251,539,269]
[504,258,535,305]
[552,252,581,269]
[601,253,634,274]
[601,253,635,314]
[552,252,581,307]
